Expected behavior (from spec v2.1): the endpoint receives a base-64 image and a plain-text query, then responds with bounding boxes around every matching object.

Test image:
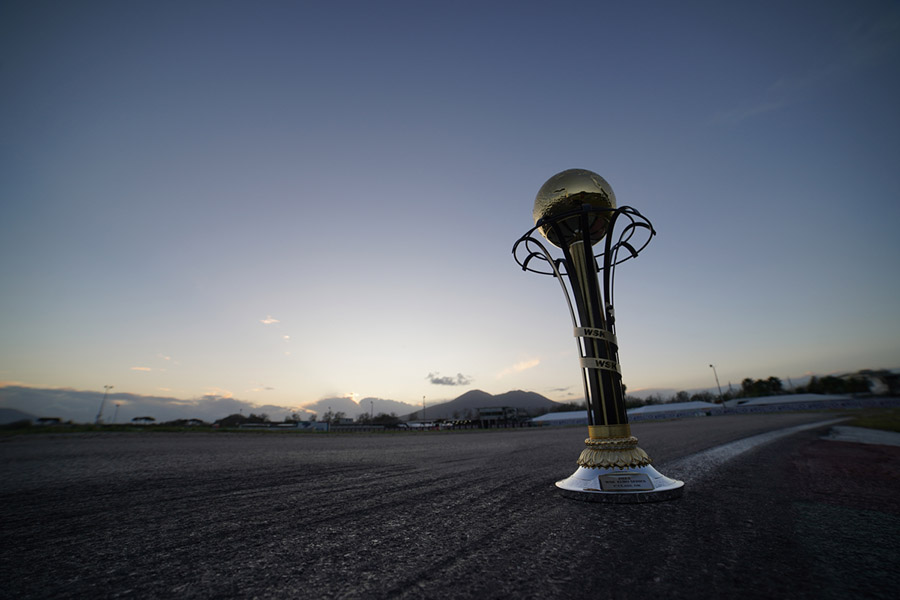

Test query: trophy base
[556,464,684,503]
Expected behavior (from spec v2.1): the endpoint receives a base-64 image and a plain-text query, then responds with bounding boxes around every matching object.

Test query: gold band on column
[578,435,652,469]
[579,424,652,468]
[588,424,632,440]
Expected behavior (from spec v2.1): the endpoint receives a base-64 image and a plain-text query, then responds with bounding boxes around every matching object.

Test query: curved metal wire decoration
[513,205,655,275]
[512,205,655,426]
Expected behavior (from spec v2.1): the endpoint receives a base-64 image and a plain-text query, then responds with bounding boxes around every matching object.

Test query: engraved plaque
[599,473,653,491]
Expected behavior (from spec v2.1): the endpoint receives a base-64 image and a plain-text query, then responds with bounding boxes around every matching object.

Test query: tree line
[538,370,885,415]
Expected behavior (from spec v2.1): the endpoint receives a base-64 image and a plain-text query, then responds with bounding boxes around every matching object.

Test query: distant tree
[532,402,577,417]
[807,375,867,395]
[807,376,829,394]
[690,391,716,403]
[215,413,248,428]
[740,378,755,396]
[674,391,691,403]
[372,413,401,426]
[796,377,812,394]
[334,411,346,422]
[625,396,647,409]
[801,374,872,395]
[132,416,155,424]
[846,377,872,394]
[549,402,584,413]
[643,394,664,405]
[740,377,784,398]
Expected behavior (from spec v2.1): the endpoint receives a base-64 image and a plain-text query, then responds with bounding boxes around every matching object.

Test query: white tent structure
[531,393,894,426]
[530,410,589,426]
[627,401,723,420]
[531,401,723,426]
[725,393,849,408]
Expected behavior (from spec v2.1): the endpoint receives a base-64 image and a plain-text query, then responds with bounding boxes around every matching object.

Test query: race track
[2,412,896,599]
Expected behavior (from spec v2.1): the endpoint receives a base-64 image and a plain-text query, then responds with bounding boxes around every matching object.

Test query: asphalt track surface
[2,413,898,599]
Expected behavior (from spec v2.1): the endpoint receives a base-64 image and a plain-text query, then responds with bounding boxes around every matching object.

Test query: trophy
[513,169,684,502]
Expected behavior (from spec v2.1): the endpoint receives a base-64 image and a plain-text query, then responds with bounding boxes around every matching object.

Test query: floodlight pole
[710,364,724,403]
[513,169,683,502]
[95,385,113,425]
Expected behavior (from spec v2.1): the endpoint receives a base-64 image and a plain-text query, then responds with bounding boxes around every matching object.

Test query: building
[478,407,521,428]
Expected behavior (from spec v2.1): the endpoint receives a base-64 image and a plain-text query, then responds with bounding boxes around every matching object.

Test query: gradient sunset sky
[2,0,898,416]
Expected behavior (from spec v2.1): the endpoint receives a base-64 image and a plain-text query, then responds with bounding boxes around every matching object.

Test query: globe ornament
[533,168,617,248]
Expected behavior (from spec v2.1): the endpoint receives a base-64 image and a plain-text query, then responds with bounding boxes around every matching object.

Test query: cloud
[300,396,360,415]
[299,396,418,419]
[710,100,788,127]
[246,384,276,393]
[260,315,280,325]
[496,359,540,379]
[0,385,317,424]
[426,372,472,386]
[548,386,572,393]
[711,10,900,127]
[0,386,420,425]
[130,367,153,372]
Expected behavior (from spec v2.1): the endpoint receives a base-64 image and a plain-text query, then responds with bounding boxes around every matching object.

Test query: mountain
[403,389,563,421]
[0,407,36,425]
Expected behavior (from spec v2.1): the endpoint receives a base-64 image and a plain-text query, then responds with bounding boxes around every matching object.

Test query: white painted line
[824,425,900,447]
[664,418,848,482]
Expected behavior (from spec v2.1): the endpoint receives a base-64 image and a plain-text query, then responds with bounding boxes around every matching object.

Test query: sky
[2,0,899,422]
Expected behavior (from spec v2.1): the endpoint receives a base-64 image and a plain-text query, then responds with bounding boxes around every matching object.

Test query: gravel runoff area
[2,412,898,599]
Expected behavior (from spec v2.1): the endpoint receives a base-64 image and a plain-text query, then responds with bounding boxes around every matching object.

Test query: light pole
[709,364,724,403]
[513,169,683,502]
[95,385,113,425]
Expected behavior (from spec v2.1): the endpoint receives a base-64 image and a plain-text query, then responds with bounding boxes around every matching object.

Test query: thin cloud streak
[711,10,900,126]
[496,359,540,379]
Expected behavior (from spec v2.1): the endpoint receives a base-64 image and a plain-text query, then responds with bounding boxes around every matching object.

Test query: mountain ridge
[403,389,563,421]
